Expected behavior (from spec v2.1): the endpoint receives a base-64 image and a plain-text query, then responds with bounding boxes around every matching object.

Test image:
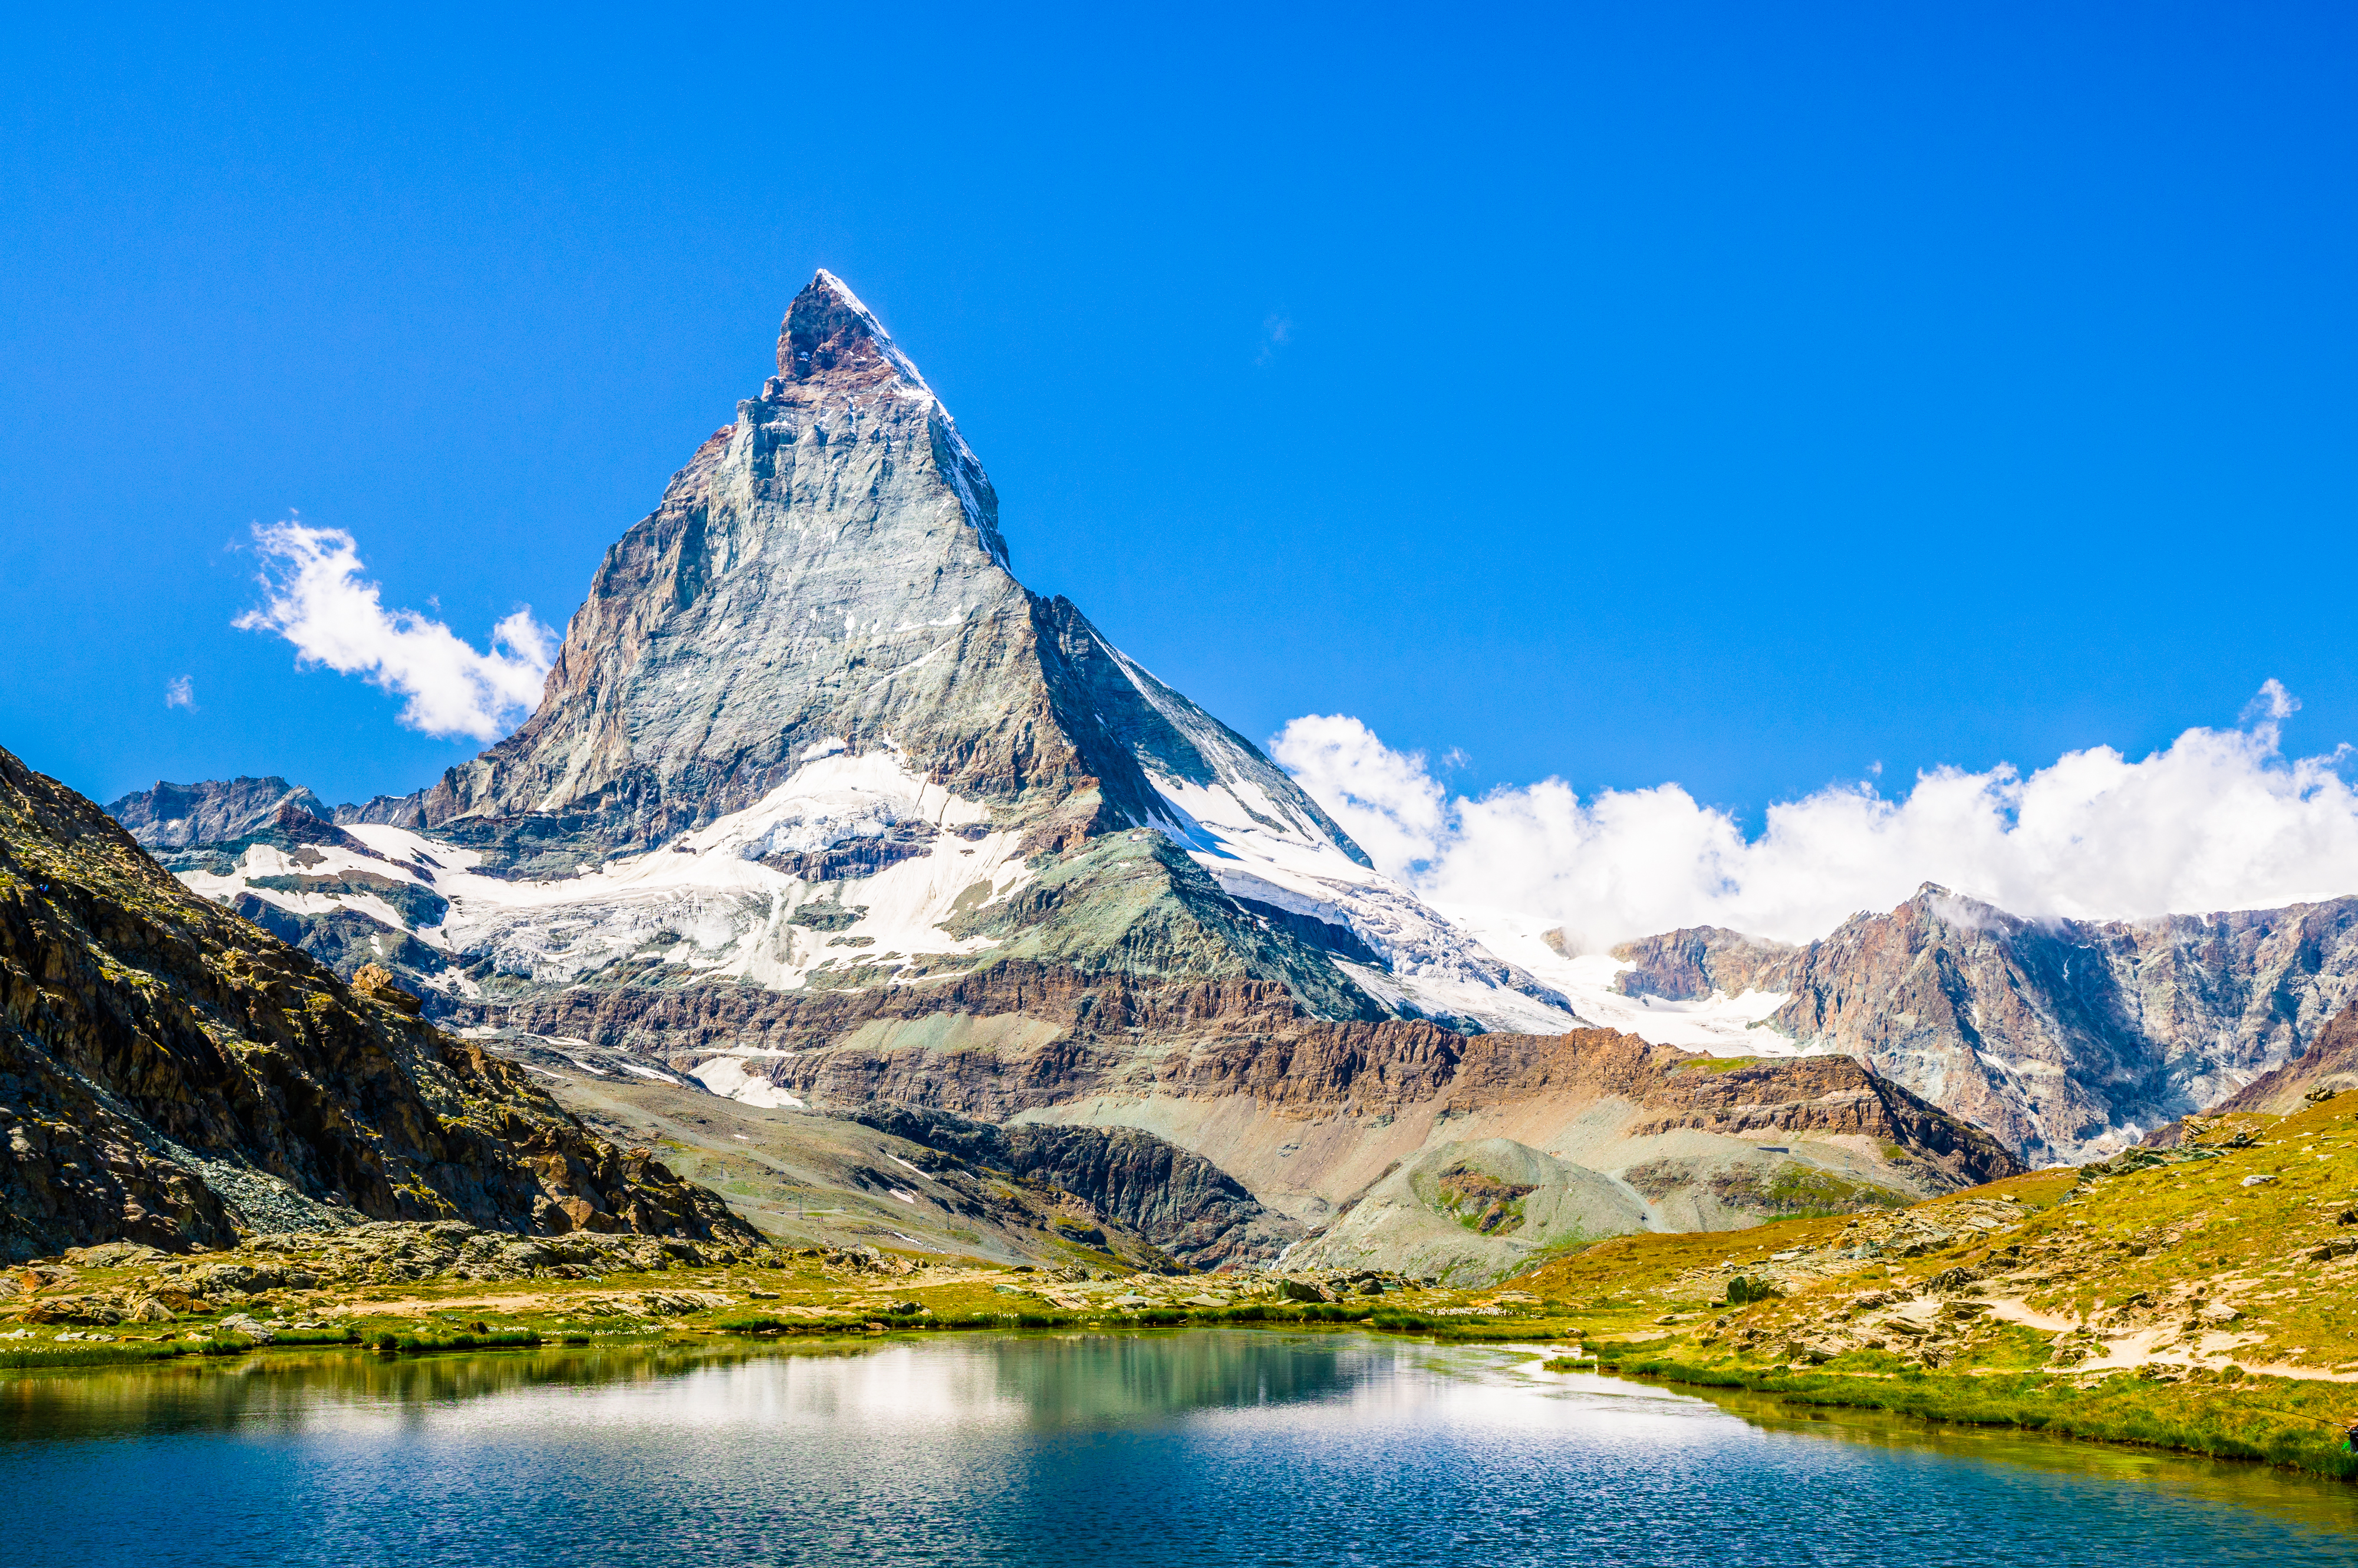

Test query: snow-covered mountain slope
[1440,903,1793,1053]
[1147,773,1579,1034]
[133,271,1570,1036]
[179,749,1030,998]
[165,738,1575,1035]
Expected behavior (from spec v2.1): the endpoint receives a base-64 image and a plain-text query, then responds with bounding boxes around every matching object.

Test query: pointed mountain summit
[417,269,1355,879]
[136,271,1561,1034]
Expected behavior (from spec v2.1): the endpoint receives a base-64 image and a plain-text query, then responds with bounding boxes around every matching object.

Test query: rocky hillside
[479,959,2017,1244]
[1607,885,2358,1164]
[847,1103,1302,1269]
[1509,1089,2358,1480]
[0,743,748,1262]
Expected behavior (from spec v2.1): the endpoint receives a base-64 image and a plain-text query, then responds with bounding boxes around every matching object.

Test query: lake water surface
[4,1330,2354,1566]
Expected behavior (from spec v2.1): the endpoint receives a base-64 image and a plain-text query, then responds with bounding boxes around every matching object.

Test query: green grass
[714,1314,868,1336]
[271,1327,361,1347]
[0,1340,192,1369]
[1605,1354,2358,1480]
[373,1329,543,1356]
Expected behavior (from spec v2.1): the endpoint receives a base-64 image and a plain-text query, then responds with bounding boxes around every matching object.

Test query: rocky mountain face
[413,272,1358,875]
[110,776,432,838]
[2209,1000,2358,1116]
[1,744,747,1261]
[1608,885,2358,1164]
[106,776,332,849]
[95,272,2027,1271]
[115,271,1575,1042]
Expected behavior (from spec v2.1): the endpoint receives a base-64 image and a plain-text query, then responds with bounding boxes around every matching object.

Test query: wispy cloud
[1271,681,2358,950]
[233,519,556,741]
[1255,312,1295,366]
[164,676,195,710]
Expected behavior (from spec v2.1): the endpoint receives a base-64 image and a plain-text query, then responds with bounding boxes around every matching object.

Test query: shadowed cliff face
[0,745,749,1262]
[847,1103,1303,1270]
[1612,886,2358,1164]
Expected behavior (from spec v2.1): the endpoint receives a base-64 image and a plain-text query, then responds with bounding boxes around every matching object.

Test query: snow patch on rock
[1445,902,1800,1055]
[690,1055,806,1108]
[1140,769,1583,1035]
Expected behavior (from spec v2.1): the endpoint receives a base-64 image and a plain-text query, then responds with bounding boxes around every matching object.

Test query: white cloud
[164,676,195,710]
[1270,683,2358,951]
[234,520,556,741]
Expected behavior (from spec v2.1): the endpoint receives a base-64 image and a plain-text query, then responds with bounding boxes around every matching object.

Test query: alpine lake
[5,1329,2355,1566]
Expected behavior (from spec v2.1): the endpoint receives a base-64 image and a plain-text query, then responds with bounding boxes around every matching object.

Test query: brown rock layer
[470,964,2019,1193]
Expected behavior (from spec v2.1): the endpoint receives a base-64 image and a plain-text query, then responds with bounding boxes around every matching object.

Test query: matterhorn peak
[773,268,934,401]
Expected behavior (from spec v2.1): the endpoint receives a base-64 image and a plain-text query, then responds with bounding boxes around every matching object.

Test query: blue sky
[5,2,2355,832]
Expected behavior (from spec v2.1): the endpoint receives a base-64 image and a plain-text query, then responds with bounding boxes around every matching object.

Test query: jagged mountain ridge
[106,775,333,850]
[106,775,433,838]
[1,745,746,1261]
[116,270,1575,1037]
[419,270,1362,871]
[1606,884,2358,1164]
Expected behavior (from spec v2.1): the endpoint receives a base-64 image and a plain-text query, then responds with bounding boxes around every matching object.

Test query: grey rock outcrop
[1612,885,2358,1163]
[107,776,332,850]
[334,791,429,828]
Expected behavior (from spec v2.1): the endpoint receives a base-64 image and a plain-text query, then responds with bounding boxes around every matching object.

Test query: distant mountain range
[1605,885,2358,1164]
[82,271,2358,1275]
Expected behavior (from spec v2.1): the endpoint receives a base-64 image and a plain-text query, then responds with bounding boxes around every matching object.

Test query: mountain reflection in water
[4,1331,2356,1567]
[0,1330,1374,1442]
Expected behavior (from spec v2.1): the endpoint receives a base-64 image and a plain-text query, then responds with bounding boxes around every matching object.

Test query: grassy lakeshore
[1,1227,1570,1376]
[1509,1093,2358,1480]
[1591,1353,2358,1481]
[12,1093,2358,1479]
